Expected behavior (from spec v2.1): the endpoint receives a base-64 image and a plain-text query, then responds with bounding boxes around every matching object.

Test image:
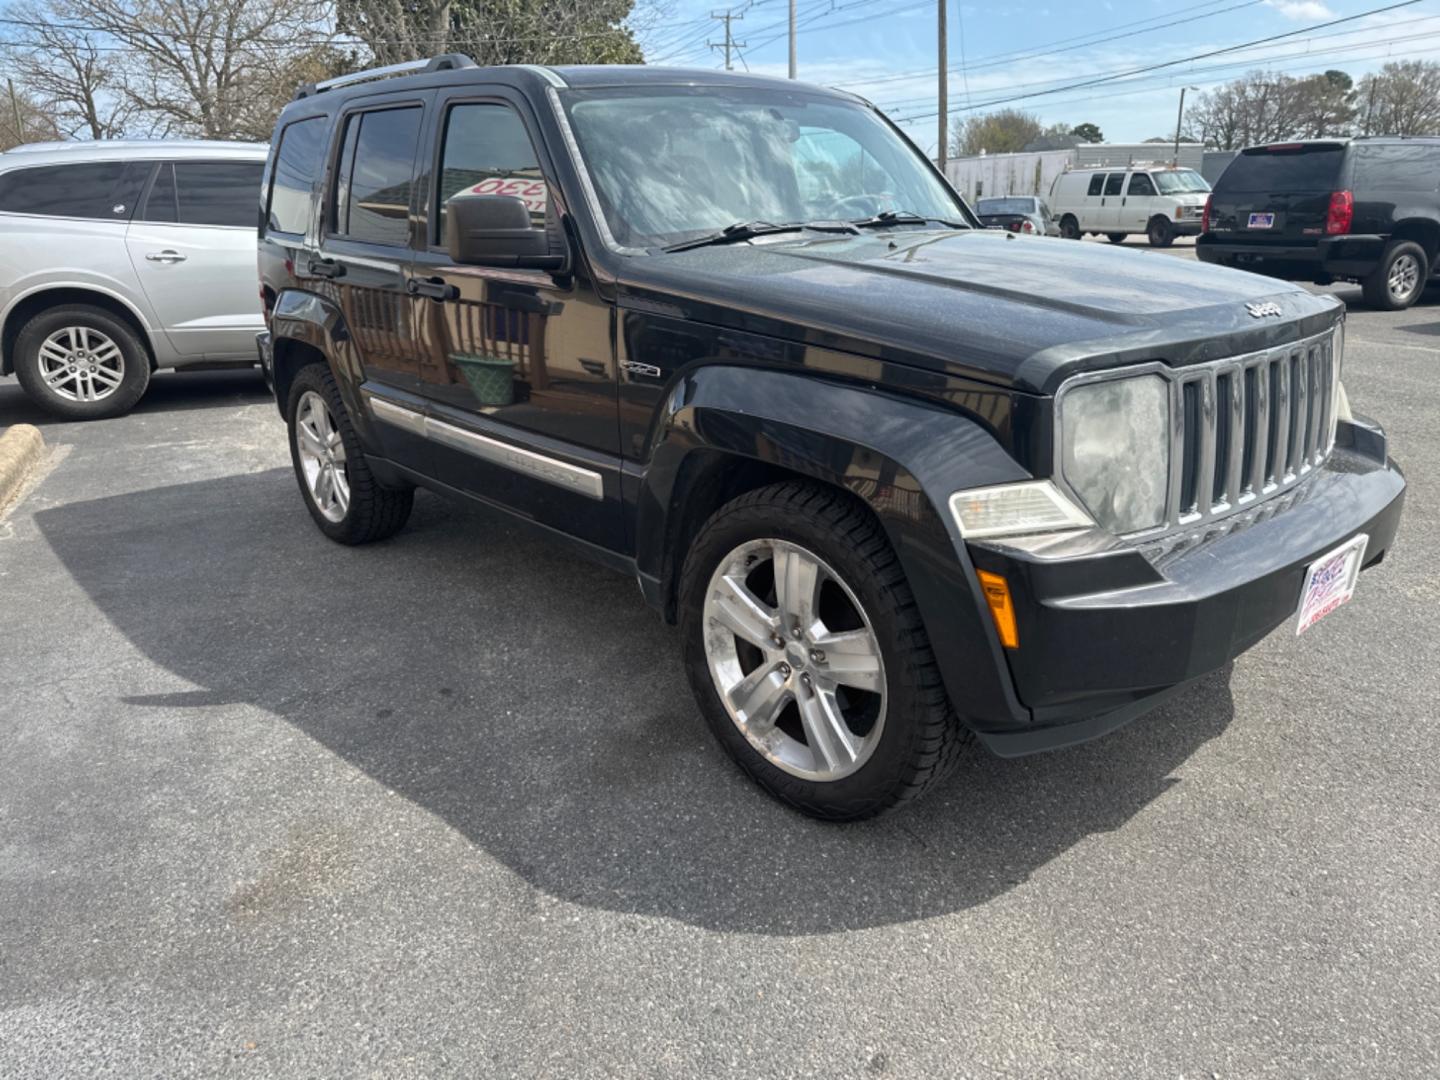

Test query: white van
[1048,165,1210,247]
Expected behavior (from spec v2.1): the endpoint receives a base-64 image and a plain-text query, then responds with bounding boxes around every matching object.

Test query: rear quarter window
[0,161,149,220]
[267,115,328,235]
[1350,144,1440,193]
[1216,145,1345,193]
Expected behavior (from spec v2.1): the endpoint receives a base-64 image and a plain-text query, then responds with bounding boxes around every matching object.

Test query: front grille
[1171,327,1338,527]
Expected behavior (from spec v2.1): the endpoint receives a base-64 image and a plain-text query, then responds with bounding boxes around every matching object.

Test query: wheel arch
[639,364,1032,730]
[268,287,352,421]
[1389,217,1440,265]
[1,286,157,377]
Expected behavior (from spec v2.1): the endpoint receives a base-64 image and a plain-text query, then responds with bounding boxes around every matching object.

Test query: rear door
[1207,142,1347,243]
[126,159,266,358]
[1097,172,1124,230]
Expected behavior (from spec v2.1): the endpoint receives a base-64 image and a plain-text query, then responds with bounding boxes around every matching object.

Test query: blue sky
[635,0,1440,151]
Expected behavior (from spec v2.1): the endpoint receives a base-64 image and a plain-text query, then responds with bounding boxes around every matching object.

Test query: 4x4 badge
[1246,301,1283,318]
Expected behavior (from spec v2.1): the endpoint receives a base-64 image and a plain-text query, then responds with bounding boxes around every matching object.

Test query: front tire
[1147,217,1175,247]
[286,363,413,544]
[679,482,972,820]
[1362,240,1428,310]
[13,305,150,420]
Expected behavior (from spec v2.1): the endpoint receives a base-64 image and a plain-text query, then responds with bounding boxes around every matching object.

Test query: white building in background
[943,143,1207,203]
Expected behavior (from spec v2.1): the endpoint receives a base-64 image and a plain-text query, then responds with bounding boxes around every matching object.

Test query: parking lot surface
[2,264,1438,1077]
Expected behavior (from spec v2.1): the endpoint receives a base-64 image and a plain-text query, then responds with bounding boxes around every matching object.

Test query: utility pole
[788,0,797,78]
[7,80,23,146]
[937,1,948,172]
[710,8,745,72]
[1173,85,1198,165]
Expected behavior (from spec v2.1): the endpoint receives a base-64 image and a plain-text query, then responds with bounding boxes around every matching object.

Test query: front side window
[333,106,422,246]
[559,86,966,249]
[1086,173,1106,196]
[436,102,547,243]
[267,116,327,235]
[1127,173,1156,196]
[0,161,149,220]
[1104,173,1124,196]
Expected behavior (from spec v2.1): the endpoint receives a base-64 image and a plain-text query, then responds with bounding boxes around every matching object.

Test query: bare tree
[949,109,1043,157]
[1357,61,1440,136]
[1184,69,1361,149]
[5,1,135,139]
[0,79,64,149]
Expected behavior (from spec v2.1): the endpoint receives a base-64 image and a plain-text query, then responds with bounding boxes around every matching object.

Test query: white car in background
[0,140,268,419]
[1049,164,1211,248]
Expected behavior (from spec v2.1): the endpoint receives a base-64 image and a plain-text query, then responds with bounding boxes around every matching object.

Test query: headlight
[1059,374,1171,534]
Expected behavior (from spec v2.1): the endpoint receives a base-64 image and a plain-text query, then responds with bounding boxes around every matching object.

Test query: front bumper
[965,417,1404,756]
[1197,234,1388,280]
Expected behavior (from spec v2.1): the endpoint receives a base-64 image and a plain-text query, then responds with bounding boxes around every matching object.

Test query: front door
[1124,171,1158,232]
[125,159,267,358]
[409,89,622,552]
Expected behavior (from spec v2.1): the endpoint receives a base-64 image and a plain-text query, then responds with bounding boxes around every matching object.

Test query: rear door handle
[145,250,187,263]
[308,258,345,279]
[407,276,458,301]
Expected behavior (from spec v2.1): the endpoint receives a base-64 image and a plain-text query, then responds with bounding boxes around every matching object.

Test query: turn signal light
[977,570,1019,649]
[1326,190,1353,235]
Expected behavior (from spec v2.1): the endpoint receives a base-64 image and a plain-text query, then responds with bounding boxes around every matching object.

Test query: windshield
[1153,169,1210,194]
[975,197,1036,215]
[559,85,968,250]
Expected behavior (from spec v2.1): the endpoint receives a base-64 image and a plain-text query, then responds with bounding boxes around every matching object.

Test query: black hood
[617,229,1341,394]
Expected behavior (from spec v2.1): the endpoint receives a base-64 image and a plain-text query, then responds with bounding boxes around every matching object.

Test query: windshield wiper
[662,219,859,253]
[850,209,969,230]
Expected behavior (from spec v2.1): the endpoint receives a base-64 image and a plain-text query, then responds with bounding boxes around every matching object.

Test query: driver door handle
[145,250,187,263]
[407,276,458,301]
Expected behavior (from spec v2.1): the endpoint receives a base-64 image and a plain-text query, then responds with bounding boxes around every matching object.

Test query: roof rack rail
[294,53,476,100]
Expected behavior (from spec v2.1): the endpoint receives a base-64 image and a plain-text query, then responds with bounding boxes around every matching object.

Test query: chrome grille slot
[1056,325,1342,541]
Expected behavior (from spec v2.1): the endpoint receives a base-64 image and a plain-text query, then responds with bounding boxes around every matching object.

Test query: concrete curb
[0,424,46,510]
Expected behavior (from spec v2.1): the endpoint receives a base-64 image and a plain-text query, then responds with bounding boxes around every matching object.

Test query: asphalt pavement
[1,261,1437,1078]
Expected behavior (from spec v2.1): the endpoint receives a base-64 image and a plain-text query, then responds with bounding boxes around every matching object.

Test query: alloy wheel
[701,538,887,781]
[36,326,124,403]
[295,390,350,523]
[1388,253,1421,302]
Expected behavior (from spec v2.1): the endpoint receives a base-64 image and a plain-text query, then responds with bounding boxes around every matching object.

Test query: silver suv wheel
[701,537,887,781]
[295,389,351,523]
[1388,252,1421,302]
[37,326,125,403]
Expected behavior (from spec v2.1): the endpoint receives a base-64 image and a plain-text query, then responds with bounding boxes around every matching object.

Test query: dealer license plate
[1296,534,1369,635]
[1248,212,1275,229]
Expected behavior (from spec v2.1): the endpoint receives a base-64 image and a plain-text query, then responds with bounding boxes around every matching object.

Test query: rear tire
[1147,217,1175,248]
[1060,215,1081,240]
[286,363,413,544]
[1106,232,1127,244]
[1361,240,1428,310]
[13,304,150,420]
[679,482,972,820]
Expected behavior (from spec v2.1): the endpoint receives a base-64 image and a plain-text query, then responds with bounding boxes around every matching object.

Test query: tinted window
[1351,143,1440,193]
[1127,173,1156,196]
[437,103,546,242]
[0,161,148,220]
[1086,173,1106,196]
[1104,173,1124,196]
[267,116,327,235]
[336,106,421,246]
[143,163,178,222]
[1216,145,1345,193]
[171,161,263,227]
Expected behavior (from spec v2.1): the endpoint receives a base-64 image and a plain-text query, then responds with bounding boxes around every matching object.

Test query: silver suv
[0,140,268,419]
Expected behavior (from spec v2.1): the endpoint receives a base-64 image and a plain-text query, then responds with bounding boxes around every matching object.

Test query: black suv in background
[257,58,1405,819]
[1198,137,1440,310]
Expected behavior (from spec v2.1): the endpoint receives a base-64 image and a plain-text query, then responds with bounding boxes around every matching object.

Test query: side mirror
[446,194,566,271]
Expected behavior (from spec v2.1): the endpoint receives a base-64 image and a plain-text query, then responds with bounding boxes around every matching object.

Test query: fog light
[977,570,1019,649]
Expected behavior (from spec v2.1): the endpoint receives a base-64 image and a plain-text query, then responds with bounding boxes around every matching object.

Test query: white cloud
[1265,0,1335,19]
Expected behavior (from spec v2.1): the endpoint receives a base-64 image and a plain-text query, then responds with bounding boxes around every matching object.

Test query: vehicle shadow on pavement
[0,369,270,429]
[35,469,1235,935]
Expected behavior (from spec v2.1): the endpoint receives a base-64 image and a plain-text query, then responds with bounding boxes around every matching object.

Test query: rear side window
[146,161,262,227]
[1127,173,1156,196]
[1350,144,1440,193]
[1104,173,1124,196]
[436,103,548,243]
[1086,173,1105,196]
[0,161,149,220]
[267,116,327,235]
[1216,145,1345,193]
[333,106,422,246]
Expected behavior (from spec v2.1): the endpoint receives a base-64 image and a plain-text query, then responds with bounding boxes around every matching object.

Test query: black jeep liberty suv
[257,58,1406,820]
